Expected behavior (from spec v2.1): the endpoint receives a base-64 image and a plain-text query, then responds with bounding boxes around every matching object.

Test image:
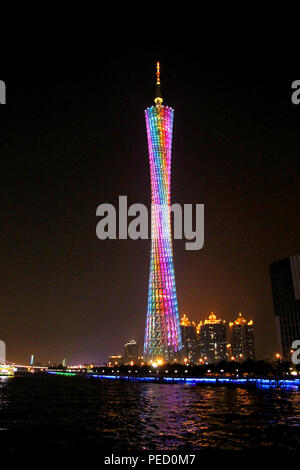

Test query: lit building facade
[199,312,227,364]
[230,312,255,361]
[108,355,123,367]
[124,340,138,365]
[180,314,200,363]
[143,63,182,362]
[270,254,300,360]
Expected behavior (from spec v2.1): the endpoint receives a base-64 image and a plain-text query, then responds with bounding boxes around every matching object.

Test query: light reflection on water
[0,376,11,431]
[0,376,299,451]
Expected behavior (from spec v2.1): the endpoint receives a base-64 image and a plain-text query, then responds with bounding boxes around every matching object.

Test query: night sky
[1,45,299,364]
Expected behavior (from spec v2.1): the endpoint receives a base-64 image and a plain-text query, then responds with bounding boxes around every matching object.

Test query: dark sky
[1,44,299,364]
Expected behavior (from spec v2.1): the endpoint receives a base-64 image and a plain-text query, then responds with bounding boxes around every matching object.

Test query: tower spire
[156,61,160,85]
[154,61,163,106]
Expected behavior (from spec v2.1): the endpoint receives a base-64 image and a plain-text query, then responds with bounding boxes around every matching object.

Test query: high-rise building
[143,63,182,362]
[229,312,255,361]
[180,314,200,363]
[108,355,123,367]
[199,312,227,364]
[270,254,300,360]
[124,340,138,365]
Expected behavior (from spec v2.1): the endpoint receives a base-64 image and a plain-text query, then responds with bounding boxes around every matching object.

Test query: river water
[0,375,300,452]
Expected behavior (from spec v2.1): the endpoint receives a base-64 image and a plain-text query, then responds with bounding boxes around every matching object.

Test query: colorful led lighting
[143,64,182,362]
[90,375,300,390]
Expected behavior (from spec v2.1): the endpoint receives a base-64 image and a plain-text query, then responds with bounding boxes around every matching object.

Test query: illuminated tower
[143,63,182,362]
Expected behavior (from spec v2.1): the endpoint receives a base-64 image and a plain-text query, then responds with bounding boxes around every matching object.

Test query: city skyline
[1,48,300,365]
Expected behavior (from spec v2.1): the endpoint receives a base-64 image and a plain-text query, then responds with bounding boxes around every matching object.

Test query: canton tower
[143,63,182,362]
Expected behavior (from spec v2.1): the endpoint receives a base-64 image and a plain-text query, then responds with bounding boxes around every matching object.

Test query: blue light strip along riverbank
[87,374,300,390]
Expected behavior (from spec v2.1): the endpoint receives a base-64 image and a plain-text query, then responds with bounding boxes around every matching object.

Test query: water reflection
[0,376,299,451]
[0,376,11,431]
[137,383,300,450]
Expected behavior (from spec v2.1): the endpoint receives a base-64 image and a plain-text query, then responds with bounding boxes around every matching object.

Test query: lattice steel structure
[143,63,182,362]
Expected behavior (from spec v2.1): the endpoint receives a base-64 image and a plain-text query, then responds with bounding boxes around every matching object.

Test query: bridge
[0,360,48,371]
